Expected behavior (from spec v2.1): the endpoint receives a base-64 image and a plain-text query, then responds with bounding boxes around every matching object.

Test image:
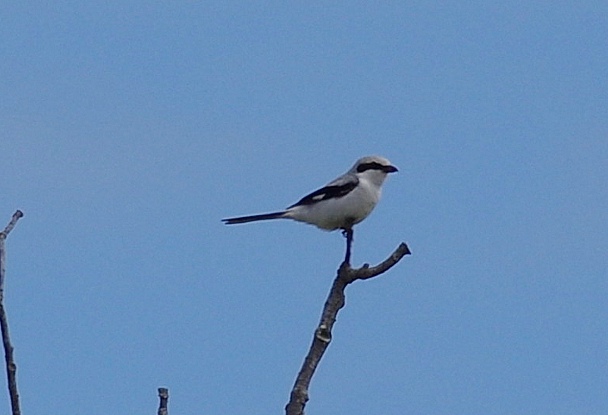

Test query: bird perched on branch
[222,155,398,263]
[223,155,397,230]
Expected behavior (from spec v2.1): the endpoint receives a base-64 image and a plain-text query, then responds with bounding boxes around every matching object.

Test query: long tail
[222,211,287,225]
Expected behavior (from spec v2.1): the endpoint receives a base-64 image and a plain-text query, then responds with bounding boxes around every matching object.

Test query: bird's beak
[384,165,398,173]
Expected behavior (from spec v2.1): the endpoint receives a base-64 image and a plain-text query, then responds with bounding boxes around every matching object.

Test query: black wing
[287,177,358,208]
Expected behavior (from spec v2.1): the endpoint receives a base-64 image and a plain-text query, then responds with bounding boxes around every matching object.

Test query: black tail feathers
[222,211,287,225]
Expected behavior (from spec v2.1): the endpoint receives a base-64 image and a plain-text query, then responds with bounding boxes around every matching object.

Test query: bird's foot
[342,227,354,265]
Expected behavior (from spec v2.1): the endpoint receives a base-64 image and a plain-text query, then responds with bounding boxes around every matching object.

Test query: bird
[223,154,397,228]
[222,155,397,263]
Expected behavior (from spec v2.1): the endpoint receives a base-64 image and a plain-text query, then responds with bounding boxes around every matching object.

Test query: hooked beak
[384,165,398,173]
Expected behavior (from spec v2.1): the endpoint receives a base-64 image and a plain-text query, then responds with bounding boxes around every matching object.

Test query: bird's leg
[341,227,354,265]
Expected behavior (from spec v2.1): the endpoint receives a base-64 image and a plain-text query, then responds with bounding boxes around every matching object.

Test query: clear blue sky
[2,2,607,414]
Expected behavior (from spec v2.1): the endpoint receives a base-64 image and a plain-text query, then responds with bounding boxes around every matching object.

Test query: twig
[157,387,169,415]
[285,242,411,415]
[0,210,24,415]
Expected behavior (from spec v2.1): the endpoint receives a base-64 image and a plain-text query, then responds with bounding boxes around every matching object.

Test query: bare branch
[344,242,411,282]
[0,210,24,415]
[0,210,24,242]
[157,387,169,415]
[285,242,411,415]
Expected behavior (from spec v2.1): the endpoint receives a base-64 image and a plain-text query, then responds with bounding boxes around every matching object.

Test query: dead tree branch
[0,210,24,415]
[157,387,169,415]
[285,242,411,415]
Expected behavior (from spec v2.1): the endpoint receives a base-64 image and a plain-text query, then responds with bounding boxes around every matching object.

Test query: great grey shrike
[222,155,398,233]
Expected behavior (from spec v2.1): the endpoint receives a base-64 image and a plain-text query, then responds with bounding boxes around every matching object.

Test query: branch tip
[398,242,411,256]
[1,210,24,239]
[157,387,169,415]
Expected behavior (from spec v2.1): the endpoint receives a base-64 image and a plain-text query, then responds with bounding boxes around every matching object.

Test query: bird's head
[351,155,398,186]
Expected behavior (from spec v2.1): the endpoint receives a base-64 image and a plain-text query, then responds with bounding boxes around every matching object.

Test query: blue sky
[1,2,607,414]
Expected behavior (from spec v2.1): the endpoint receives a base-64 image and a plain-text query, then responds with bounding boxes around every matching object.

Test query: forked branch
[285,242,411,415]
